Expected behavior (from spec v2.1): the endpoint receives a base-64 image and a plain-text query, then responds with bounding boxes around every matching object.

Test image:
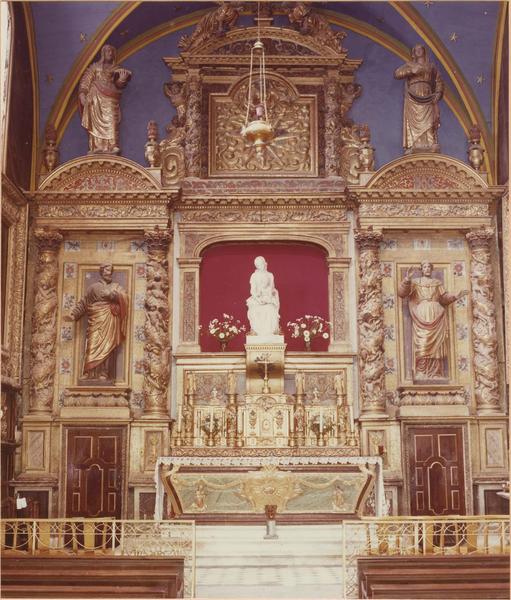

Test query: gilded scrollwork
[324,75,341,176]
[29,228,63,413]
[182,272,196,343]
[184,74,202,177]
[143,228,172,415]
[211,76,314,176]
[287,2,346,53]
[355,229,386,414]
[332,271,346,342]
[359,202,489,218]
[178,2,240,52]
[466,227,500,414]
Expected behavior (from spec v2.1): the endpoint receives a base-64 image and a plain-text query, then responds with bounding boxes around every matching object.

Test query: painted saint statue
[398,261,467,381]
[78,44,131,154]
[246,256,280,336]
[68,263,129,381]
[394,44,444,154]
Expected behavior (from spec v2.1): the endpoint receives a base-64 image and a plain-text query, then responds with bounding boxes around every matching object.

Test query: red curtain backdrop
[199,242,330,352]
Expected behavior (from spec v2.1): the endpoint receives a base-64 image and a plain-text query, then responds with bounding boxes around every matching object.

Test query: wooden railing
[342,516,510,598]
[1,519,196,597]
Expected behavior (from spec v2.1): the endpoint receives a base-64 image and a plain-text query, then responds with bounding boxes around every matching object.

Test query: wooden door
[407,426,466,516]
[66,427,125,518]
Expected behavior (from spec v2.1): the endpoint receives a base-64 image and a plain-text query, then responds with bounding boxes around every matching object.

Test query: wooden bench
[358,555,510,599]
[1,556,185,598]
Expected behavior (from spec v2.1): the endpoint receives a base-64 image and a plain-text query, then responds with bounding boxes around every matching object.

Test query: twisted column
[324,75,341,176]
[29,228,63,413]
[466,227,500,414]
[355,229,386,416]
[143,227,172,416]
[184,72,201,177]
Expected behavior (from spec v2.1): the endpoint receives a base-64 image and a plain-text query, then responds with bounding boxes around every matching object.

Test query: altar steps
[195,524,344,599]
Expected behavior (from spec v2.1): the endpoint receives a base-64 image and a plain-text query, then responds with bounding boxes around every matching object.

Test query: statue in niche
[66,263,129,381]
[398,262,467,381]
[394,44,444,154]
[246,256,280,336]
[78,44,131,154]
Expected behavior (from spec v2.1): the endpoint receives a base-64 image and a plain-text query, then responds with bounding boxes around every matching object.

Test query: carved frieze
[359,202,490,218]
[397,386,466,406]
[36,202,169,219]
[63,387,130,407]
[179,208,347,223]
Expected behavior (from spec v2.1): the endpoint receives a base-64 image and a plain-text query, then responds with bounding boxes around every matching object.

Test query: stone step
[194,583,344,599]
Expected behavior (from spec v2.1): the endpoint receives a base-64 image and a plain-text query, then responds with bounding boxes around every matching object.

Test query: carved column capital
[355,228,386,416]
[143,227,172,416]
[144,227,173,252]
[354,228,383,250]
[29,228,62,414]
[466,226,494,248]
[466,226,500,414]
[34,227,64,252]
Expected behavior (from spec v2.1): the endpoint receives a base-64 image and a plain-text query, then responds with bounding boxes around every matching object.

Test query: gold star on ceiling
[424,0,434,7]
[45,74,54,84]
[79,32,87,43]
[119,29,130,37]
[476,74,484,85]
[449,32,459,42]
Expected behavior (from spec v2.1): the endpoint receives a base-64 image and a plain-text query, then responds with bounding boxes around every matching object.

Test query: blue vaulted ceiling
[28,1,505,177]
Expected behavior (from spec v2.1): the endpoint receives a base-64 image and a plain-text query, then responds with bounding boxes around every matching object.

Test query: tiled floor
[195,524,344,598]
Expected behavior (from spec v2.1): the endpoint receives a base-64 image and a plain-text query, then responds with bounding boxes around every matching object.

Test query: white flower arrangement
[201,313,247,347]
[286,315,331,348]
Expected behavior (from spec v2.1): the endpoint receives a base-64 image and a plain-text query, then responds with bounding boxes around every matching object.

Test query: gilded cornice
[28,190,175,203]
[2,173,28,208]
[353,189,501,203]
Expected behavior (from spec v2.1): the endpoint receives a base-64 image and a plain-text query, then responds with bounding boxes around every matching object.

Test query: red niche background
[199,242,330,352]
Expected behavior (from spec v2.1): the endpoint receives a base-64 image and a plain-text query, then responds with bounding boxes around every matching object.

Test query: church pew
[357,555,509,599]
[1,556,184,598]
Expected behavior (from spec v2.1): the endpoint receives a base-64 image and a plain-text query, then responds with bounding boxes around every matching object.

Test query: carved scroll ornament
[30,229,63,413]
[143,228,172,415]
[466,227,500,414]
[211,76,314,176]
[355,229,386,415]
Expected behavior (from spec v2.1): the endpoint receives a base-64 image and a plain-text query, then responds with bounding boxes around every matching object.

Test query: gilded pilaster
[184,71,202,177]
[142,227,172,416]
[466,227,500,414]
[29,228,63,413]
[355,229,386,416]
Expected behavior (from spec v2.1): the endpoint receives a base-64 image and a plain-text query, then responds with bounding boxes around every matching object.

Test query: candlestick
[209,406,214,433]
[348,405,355,433]
[319,407,323,432]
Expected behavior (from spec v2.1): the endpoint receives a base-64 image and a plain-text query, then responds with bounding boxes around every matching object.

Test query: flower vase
[304,340,312,351]
[220,341,228,352]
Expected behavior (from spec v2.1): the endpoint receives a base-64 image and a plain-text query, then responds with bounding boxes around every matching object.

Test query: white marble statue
[246,256,280,336]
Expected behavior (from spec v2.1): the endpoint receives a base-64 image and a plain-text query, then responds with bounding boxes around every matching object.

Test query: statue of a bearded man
[79,44,132,154]
[67,263,129,381]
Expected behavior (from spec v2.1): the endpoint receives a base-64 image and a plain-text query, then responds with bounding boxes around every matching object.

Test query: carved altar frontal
[156,455,383,523]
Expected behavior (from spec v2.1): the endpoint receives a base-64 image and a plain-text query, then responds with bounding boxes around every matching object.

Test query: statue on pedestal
[246,256,280,336]
[79,44,131,154]
[398,262,467,381]
[394,44,443,154]
[67,263,128,381]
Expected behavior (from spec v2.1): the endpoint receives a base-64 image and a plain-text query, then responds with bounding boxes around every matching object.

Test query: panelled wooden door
[407,426,466,516]
[66,427,125,518]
